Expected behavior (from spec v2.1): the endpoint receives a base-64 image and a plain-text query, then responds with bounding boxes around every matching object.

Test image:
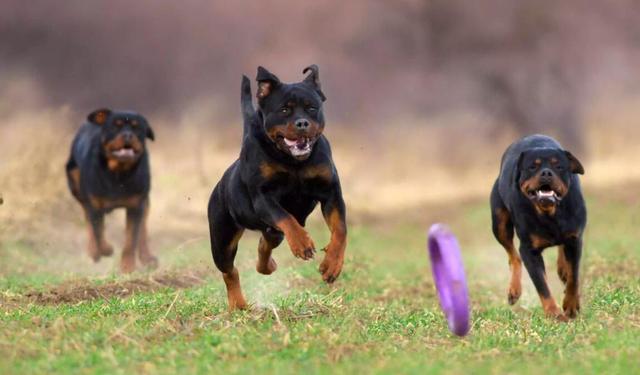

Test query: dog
[66,109,157,273]
[208,65,347,310]
[490,134,586,320]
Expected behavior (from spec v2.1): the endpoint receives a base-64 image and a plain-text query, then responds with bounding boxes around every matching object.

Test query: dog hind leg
[256,228,283,275]
[208,190,247,310]
[491,181,522,305]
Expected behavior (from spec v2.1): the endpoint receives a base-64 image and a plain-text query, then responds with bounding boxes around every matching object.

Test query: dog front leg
[319,190,347,283]
[121,206,143,273]
[84,208,106,262]
[137,198,158,269]
[520,244,566,321]
[253,195,315,260]
[85,197,115,259]
[559,236,582,318]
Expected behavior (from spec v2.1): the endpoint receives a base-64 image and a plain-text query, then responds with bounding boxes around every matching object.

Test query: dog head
[87,108,155,172]
[255,65,326,161]
[517,147,584,215]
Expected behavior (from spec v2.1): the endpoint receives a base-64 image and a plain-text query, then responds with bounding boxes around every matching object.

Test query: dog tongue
[284,138,307,148]
[113,148,135,158]
[284,138,297,147]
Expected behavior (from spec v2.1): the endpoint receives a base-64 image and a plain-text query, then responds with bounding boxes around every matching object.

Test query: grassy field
[1,184,639,374]
[2,102,640,374]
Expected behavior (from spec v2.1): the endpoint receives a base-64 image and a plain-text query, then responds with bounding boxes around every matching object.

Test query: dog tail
[241,75,255,136]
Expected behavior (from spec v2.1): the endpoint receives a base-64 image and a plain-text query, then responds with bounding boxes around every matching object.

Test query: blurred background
[1,0,639,276]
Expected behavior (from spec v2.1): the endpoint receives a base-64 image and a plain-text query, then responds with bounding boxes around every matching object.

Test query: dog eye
[306,106,317,113]
[131,120,139,126]
[280,107,291,115]
[528,165,538,171]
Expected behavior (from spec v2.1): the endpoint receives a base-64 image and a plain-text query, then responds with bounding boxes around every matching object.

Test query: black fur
[65,109,157,272]
[208,66,347,309]
[490,134,586,319]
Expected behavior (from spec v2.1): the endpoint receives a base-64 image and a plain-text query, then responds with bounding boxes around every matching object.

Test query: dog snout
[122,131,135,145]
[540,168,554,181]
[295,118,310,130]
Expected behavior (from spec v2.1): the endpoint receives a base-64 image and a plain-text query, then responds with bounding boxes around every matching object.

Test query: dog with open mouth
[490,134,586,321]
[207,65,347,310]
[65,109,157,273]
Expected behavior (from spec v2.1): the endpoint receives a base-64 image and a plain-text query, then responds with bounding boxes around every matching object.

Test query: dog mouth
[110,146,140,161]
[279,136,315,159]
[527,184,562,205]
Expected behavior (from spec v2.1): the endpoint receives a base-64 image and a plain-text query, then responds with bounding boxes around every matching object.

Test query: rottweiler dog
[491,134,586,320]
[66,109,157,273]
[208,65,347,310]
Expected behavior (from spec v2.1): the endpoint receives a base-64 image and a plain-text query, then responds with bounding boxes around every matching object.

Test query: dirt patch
[17,269,210,305]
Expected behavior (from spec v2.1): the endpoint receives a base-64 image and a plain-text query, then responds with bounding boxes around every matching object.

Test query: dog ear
[146,124,155,141]
[256,66,281,100]
[303,64,326,102]
[565,151,584,175]
[87,108,112,125]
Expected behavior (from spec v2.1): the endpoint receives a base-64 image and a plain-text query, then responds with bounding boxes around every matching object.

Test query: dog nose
[122,132,134,144]
[540,168,554,179]
[295,119,310,130]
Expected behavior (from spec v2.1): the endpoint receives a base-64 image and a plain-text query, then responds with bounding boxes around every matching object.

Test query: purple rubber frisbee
[427,224,470,336]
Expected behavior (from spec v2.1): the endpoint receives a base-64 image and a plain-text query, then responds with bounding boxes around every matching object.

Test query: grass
[1,189,640,374]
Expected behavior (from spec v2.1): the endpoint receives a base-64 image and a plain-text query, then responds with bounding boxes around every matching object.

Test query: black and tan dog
[491,134,586,320]
[66,109,157,273]
[208,65,347,310]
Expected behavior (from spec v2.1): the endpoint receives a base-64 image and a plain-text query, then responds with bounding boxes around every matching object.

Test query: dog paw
[99,241,114,257]
[507,283,522,305]
[87,241,100,263]
[508,289,521,305]
[319,251,344,284]
[544,306,568,322]
[563,296,580,319]
[120,254,136,273]
[228,296,249,311]
[554,313,569,322]
[139,254,159,270]
[256,257,278,275]
[287,231,315,260]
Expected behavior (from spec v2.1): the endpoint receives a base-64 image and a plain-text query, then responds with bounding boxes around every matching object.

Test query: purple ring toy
[427,224,470,336]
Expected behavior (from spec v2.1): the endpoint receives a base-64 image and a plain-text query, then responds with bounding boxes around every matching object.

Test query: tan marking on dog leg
[120,208,142,273]
[86,222,100,262]
[537,273,567,322]
[223,267,248,310]
[137,201,158,269]
[276,216,315,260]
[84,208,105,262]
[256,236,278,275]
[558,246,580,318]
[68,167,81,198]
[319,208,347,283]
[495,208,521,304]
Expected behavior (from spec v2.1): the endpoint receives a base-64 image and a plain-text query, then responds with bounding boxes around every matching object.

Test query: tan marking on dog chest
[530,234,554,249]
[301,164,333,182]
[260,162,288,179]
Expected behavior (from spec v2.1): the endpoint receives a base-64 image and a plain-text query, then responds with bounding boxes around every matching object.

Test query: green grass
[1,191,640,374]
